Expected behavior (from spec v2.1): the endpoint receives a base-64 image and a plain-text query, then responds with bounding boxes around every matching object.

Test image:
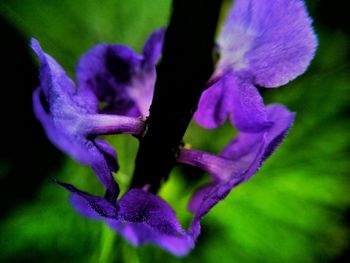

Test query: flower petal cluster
[32,0,317,257]
[31,39,145,200]
[194,0,317,132]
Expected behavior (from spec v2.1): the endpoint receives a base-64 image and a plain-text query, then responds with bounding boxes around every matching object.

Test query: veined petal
[217,0,317,87]
[109,189,194,256]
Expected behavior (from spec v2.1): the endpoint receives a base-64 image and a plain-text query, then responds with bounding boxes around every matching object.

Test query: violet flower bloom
[194,0,317,132]
[178,104,295,239]
[31,0,317,257]
[53,103,294,256]
[31,39,145,200]
[76,28,165,118]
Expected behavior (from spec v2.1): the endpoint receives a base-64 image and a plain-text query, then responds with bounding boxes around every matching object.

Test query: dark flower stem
[131,0,223,192]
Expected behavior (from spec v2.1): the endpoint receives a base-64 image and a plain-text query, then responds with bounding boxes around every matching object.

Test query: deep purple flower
[76,29,165,117]
[31,39,145,200]
[194,0,317,132]
[178,104,295,239]
[52,103,294,256]
[31,0,317,257]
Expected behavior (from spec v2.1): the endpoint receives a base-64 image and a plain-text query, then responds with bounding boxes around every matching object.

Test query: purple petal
[228,73,272,132]
[31,40,152,199]
[56,183,194,256]
[85,145,120,201]
[76,42,155,117]
[194,77,231,128]
[33,88,120,199]
[217,0,317,87]
[52,180,118,219]
[181,104,295,238]
[195,73,271,132]
[76,44,141,116]
[108,189,194,256]
[142,28,166,68]
[260,104,296,161]
[31,39,75,100]
[187,184,215,213]
[31,38,95,119]
[94,139,119,172]
[32,89,92,164]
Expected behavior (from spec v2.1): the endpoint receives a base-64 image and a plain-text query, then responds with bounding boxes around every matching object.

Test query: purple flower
[31,39,145,200]
[52,103,294,256]
[178,104,295,239]
[76,28,165,117]
[194,0,317,132]
[53,180,194,256]
[31,0,317,257]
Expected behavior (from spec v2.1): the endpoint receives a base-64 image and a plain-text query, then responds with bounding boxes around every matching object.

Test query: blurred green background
[0,0,349,262]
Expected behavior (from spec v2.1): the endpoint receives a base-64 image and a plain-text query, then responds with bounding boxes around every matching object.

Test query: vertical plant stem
[131,0,224,192]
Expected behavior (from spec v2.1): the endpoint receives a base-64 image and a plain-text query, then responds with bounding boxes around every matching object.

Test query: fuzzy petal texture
[52,180,119,219]
[55,181,193,257]
[76,29,164,117]
[31,39,76,112]
[76,44,143,116]
[182,104,295,239]
[109,189,194,256]
[195,73,271,132]
[217,0,317,87]
[195,0,316,130]
[32,39,144,200]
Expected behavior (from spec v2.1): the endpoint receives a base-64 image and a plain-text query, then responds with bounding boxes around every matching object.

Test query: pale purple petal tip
[142,28,166,67]
[218,0,318,87]
[30,38,75,102]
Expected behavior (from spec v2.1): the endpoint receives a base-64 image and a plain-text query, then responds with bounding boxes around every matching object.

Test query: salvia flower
[32,0,317,257]
[76,28,165,118]
[53,103,294,256]
[31,39,145,200]
[194,0,317,132]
